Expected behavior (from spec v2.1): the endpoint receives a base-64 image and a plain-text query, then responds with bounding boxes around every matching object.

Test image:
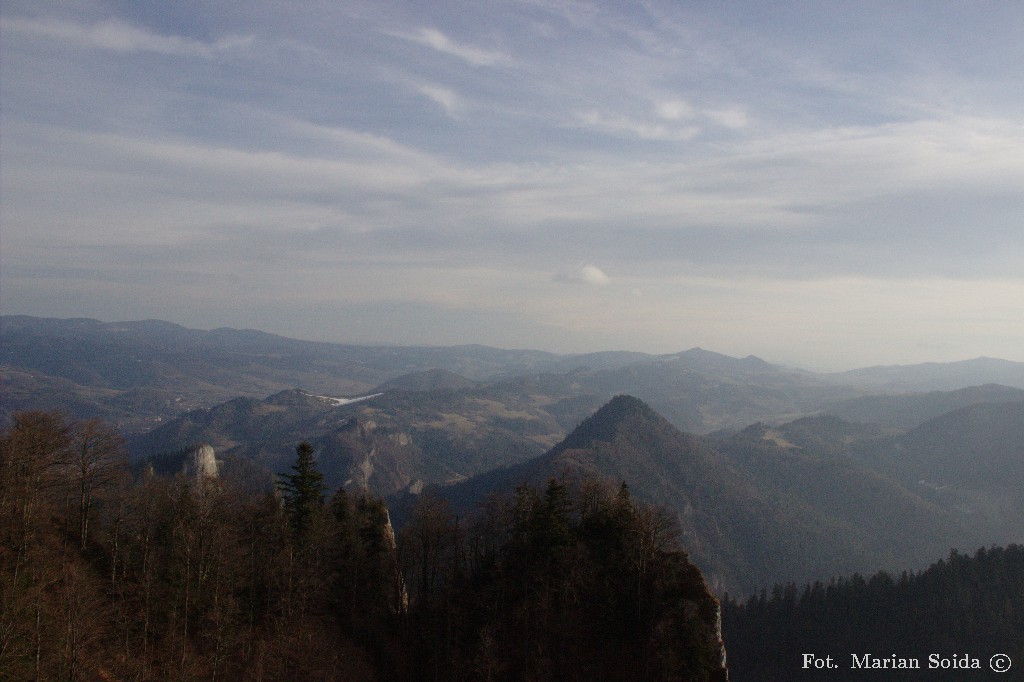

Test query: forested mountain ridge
[427,396,1007,595]
[124,388,1024,596]
[0,410,729,681]
[723,545,1024,681]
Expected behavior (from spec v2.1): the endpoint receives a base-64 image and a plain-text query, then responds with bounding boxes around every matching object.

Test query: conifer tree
[277,441,325,540]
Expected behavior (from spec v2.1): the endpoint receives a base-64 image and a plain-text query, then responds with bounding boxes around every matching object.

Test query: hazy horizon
[7,311,1024,375]
[2,2,1022,370]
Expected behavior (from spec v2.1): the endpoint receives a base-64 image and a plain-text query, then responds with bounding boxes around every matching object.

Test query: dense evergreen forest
[723,545,1024,680]
[0,411,726,681]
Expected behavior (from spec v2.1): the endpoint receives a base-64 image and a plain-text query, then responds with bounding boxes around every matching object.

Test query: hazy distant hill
[432,396,995,594]
[757,414,892,453]
[822,384,1024,428]
[846,401,1024,538]
[895,401,1024,489]
[828,356,1024,391]
[371,368,478,393]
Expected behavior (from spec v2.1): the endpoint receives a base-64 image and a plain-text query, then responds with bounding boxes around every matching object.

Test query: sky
[2,1,1022,371]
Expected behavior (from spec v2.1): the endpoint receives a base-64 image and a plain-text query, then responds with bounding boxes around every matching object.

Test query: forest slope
[432,396,998,595]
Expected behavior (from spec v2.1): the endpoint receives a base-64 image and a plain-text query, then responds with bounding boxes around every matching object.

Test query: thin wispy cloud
[575,110,701,141]
[416,83,465,118]
[397,26,510,67]
[2,15,251,57]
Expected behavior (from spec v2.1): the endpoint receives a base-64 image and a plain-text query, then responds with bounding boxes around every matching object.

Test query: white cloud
[555,264,611,286]
[655,99,695,121]
[655,100,750,131]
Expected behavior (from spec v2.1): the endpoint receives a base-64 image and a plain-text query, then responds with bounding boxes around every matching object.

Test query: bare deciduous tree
[69,418,128,549]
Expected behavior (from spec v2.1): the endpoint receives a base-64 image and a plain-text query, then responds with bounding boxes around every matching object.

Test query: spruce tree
[277,441,325,539]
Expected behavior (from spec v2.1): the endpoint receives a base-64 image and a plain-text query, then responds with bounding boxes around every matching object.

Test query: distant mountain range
[4,315,1024,595]
[0,315,566,432]
[5,315,1024,435]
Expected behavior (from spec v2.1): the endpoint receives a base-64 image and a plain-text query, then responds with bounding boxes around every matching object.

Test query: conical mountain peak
[555,394,669,451]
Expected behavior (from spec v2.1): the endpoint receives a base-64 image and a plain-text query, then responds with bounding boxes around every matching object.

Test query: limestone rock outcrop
[184,443,218,479]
